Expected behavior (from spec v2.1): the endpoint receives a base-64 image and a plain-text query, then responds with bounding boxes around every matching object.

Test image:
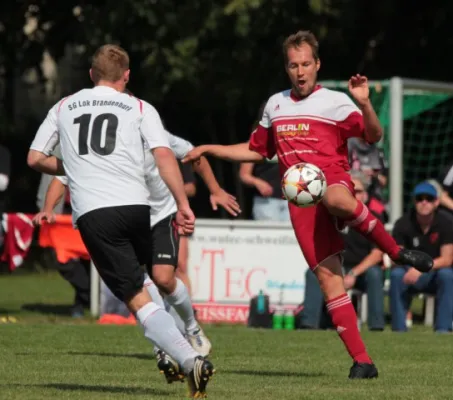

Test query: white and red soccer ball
[281,163,327,207]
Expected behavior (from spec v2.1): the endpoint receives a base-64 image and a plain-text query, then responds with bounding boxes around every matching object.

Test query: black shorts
[151,213,180,267]
[77,205,153,302]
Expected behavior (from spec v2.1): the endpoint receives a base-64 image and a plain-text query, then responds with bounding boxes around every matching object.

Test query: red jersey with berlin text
[249,86,365,175]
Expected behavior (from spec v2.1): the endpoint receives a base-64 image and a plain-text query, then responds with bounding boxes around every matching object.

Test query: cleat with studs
[348,362,378,379]
[187,356,215,398]
[156,350,185,384]
[395,248,433,273]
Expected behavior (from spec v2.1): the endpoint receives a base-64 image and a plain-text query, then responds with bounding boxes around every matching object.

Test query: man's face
[415,193,438,216]
[352,178,367,203]
[285,43,320,98]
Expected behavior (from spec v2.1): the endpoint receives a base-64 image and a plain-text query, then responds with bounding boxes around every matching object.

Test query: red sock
[326,293,372,364]
[343,201,400,259]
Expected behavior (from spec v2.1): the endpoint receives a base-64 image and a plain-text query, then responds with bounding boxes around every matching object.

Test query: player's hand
[32,211,56,226]
[343,274,356,290]
[175,206,196,235]
[255,179,273,197]
[182,146,207,164]
[403,267,422,285]
[210,189,241,217]
[348,74,370,107]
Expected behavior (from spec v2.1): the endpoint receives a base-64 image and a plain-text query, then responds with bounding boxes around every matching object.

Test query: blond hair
[282,30,319,64]
[91,44,130,84]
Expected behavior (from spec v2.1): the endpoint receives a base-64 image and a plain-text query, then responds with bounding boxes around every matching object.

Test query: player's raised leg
[323,182,433,273]
[315,255,378,379]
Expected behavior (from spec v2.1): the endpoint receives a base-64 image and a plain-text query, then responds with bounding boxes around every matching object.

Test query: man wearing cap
[390,181,453,332]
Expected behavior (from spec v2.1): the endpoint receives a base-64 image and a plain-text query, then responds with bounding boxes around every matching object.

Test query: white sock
[165,278,198,333]
[167,303,187,335]
[144,278,166,355]
[145,276,182,331]
[145,277,166,308]
[136,302,198,373]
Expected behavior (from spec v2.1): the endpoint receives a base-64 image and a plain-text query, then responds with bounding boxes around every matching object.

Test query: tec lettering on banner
[192,249,266,303]
[188,224,309,322]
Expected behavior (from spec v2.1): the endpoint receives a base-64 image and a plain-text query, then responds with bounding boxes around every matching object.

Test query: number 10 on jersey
[74,113,118,156]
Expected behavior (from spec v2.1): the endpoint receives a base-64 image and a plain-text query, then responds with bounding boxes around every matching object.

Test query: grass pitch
[1,272,452,399]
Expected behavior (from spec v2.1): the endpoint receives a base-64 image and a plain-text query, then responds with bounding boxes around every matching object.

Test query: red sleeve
[249,124,276,159]
[338,111,365,140]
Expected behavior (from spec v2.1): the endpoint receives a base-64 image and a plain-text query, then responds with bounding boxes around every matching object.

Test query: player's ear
[316,58,321,72]
[89,68,94,82]
[124,69,130,83]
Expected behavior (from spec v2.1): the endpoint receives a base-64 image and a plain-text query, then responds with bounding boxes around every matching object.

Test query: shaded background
[2,0,453,218]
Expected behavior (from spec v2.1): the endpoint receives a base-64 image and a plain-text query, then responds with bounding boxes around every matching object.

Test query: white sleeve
[52,144,62,160]
[335,92,362,120]
[56,175,68,186]
[168,132,194,159]
[30,102,60,155]
[139,102,171,150]
[259,97,273,129]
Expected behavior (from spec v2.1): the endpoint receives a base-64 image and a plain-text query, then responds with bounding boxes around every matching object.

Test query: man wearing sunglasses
[390,182,453,332]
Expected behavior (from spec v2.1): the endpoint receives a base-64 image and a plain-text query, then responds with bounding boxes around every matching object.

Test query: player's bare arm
[351,248,384,277]
[191,156,241,216]
[27,150,65,175]
[183,143,264,164]
[152,146,195,234]
[239,162,273,197]
[348,74,383,143]
[184,182,197,197]
[404,243,453,285]
[32,177,66,226]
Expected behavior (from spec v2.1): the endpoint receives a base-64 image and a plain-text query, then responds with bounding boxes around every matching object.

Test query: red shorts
[289,167,355,270]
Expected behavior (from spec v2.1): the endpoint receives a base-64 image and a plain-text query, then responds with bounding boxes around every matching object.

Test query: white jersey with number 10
[30,86,171,223]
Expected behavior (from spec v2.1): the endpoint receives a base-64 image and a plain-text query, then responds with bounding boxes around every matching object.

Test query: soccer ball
[281,163,327,207]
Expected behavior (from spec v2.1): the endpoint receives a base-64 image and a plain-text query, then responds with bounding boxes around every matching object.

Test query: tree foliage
[2,0,453,214]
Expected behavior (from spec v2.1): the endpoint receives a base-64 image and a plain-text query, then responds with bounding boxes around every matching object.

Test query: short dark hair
[282,31,319,64]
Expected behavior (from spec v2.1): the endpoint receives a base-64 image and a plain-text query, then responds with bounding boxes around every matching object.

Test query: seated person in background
[239,101,289,222]
[239,156,289,222]
[349,137,388,221]
[300,170,385,330]
[390,181,453,333]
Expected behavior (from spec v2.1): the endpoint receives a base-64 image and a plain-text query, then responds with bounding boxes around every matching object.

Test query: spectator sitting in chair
[390,181,453,333]
[300,170,385,331]
[239,102,289,222]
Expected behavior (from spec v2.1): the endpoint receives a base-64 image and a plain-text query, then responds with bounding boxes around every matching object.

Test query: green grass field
[1,272,453,400]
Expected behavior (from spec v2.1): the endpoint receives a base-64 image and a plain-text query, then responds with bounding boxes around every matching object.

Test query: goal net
[321,78,453,221]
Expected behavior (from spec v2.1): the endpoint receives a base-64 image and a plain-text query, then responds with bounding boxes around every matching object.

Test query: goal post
[321,77,453,223]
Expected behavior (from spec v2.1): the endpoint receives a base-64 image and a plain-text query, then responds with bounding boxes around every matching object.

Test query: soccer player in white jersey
[27,44,214,397]
[34,135,241,383]
[183,31,435,379]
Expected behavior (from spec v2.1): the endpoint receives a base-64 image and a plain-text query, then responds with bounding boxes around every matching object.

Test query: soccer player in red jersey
[183,31,434,378]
